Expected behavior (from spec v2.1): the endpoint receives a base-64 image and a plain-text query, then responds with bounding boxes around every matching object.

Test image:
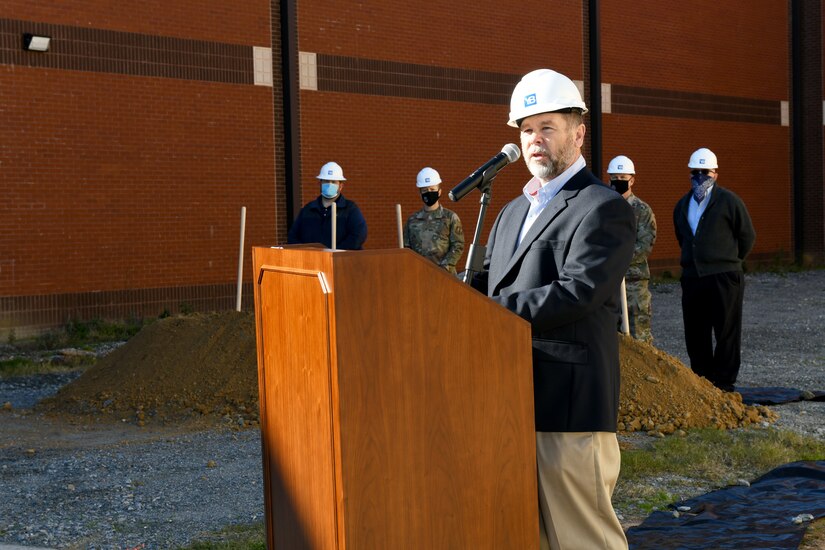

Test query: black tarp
[735,386,825,406]
[627,460,825,550]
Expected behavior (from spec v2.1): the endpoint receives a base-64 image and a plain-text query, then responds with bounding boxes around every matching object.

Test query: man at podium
[473,69,636,549]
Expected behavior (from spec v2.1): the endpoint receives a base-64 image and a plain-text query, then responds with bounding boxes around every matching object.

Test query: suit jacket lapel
[489,198,528,288]
[490,181,581,293]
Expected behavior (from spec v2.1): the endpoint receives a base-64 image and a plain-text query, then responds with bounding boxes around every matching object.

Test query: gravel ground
[0,426,263,549]
[0,270,823,549]
[650,270,825,441]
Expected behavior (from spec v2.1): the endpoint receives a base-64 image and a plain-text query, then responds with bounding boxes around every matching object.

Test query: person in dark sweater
[673,148,756,391]
[287,161,367,250]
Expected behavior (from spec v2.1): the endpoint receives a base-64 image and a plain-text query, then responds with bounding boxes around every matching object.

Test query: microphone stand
[460,168,499,285]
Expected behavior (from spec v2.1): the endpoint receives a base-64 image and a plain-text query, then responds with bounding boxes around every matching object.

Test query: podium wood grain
[253,246,537,549]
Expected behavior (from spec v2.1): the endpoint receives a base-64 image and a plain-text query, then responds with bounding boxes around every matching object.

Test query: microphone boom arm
[461,170,498,285]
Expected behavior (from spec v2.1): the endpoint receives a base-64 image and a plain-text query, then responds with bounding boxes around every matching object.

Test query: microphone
[449,143,521,202]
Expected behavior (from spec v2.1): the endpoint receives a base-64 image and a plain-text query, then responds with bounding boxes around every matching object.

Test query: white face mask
[321,182,339,199]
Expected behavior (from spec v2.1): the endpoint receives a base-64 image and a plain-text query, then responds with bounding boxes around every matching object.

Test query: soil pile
[39,311,260,428]
[39,312,776,433]
[619,335,776,435]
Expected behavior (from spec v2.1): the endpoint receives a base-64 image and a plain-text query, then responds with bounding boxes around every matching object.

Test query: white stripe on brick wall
[299,51,318,91]
[602,83,612,114]
[253,47,272,87]
[574,80,584,104]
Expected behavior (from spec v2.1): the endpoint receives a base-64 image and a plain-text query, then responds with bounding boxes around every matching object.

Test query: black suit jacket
[475,167,636,432]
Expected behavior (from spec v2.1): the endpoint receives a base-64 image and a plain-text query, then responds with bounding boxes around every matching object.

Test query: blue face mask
[321,183,339,199]
[690,172,715,203]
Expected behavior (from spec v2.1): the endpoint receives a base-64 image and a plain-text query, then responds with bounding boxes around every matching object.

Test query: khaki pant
[537,432,627,550]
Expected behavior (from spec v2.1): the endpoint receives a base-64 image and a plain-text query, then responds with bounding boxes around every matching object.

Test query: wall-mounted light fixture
[22,33,51,52]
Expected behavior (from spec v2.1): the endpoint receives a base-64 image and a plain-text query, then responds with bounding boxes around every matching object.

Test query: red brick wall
[1,0,816,336]
[298,1,583,73]
[298,93,528,252]
[3,0,270,43]
[294,0,795,272]
[0,2,277,335]
[602,116,791,268]
[600,0,791,271]
[295,0,587,256]
[0,68,275,295]
[601,0,788,99]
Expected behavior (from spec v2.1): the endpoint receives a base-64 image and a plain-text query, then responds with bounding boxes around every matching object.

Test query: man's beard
[525,131,577,181]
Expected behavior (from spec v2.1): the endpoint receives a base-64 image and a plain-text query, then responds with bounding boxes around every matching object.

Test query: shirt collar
[522,154,586,207]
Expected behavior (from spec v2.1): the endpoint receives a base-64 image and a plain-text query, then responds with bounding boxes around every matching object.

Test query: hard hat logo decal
[524,93,537,107]
[327,170,334,174]
[699,159,705,165]
[618,164,624,170]
[425,177,430,183]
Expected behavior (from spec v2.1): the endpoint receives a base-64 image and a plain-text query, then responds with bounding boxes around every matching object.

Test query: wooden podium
[252,246,537,549]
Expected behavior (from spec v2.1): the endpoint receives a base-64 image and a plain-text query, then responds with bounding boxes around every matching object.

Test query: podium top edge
[255,245,410,256]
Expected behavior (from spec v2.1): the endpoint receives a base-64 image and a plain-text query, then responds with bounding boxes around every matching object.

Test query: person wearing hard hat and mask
[607,155,657,343]
[287,161,368,250]
[403,167,465,274]
[472,69,635,550]
[673,148,755,392]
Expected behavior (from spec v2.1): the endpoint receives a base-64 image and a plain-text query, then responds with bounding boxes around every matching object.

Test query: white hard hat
[688,148,718,170]
[607,155,635,175]
[508,69,588,127]
[316,161,346,181]
[416,167,442,188]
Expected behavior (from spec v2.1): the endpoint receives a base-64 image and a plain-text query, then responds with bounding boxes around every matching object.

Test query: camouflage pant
[625,279,652,343]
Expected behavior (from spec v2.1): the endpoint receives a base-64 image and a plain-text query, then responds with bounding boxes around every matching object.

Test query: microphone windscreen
[501,143,521,163]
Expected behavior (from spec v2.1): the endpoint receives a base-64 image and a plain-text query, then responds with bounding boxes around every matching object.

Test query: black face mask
[421,190,440,206]
[610,178,630,194]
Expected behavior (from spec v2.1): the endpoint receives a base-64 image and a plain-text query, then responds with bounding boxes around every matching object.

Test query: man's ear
[574,124,586,148]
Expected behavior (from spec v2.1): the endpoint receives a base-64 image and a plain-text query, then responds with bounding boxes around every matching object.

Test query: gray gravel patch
[0,424,263,549]
[0,372,82,410]
[650,270,825,441]
[0,270,823,548]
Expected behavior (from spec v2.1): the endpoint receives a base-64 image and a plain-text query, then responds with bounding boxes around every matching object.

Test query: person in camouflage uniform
[403,167,465,274]
[607,156,657,343]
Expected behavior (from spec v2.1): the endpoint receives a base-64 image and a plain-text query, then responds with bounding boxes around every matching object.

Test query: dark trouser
[680,271,745,390]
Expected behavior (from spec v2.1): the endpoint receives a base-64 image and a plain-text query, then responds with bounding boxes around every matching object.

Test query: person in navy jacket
[287,161,367,250]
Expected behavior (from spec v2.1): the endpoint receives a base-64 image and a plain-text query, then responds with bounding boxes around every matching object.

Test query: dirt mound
[619,335,776,435]
[39,311,260,428]
[39,312,776,433]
